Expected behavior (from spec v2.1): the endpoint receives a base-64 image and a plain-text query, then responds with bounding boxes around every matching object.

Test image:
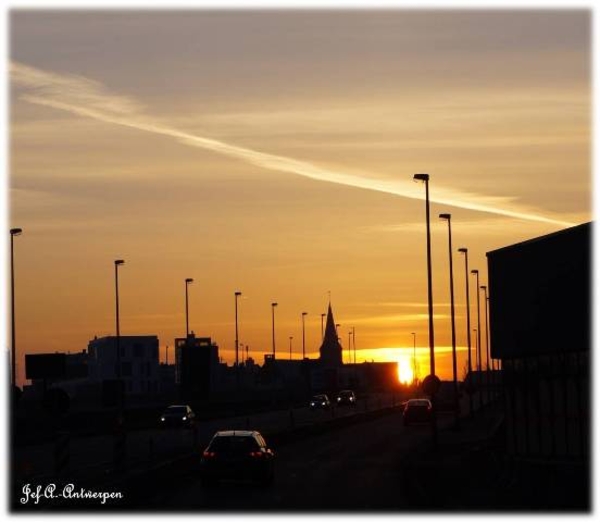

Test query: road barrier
[53,431,70,476]
[148,437,155,462]
[113,427,127,472]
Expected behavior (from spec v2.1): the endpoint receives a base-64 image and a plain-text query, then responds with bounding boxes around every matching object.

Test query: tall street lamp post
[473,329,479,375]
[10,228,22,391]
[289,336,293,360]
[235,291,242,387]
[348,331,352,364]
[458,248,473,418]
[114,259,125,423]
[413,172,437,447]
[440,214,459,428]
[481,285,491,403]
[302,312,307,359]
[185,278,194,337]
[411,332,417,385]
[271,302,278,359]
[114,259,125,379]
[471,269,483,409]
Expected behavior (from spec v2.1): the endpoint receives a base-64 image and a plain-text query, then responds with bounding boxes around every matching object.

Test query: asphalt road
[151,408,444,511]
[14,393,401,483]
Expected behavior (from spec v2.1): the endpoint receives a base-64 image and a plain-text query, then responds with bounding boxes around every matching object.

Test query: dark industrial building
[175,333,219,401]
[487,222,591,460]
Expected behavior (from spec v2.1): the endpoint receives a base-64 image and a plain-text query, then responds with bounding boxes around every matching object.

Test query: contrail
[10,62,576,227]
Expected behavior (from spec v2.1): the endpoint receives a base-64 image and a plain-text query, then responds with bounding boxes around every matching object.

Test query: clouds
[11,61,577,228]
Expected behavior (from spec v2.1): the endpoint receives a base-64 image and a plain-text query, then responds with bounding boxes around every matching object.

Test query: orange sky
[7,9,591,386]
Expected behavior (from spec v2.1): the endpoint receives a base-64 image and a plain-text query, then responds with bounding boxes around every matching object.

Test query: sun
[397,356,414,384]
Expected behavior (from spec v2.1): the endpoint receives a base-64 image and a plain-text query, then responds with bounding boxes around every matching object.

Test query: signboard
[25,353,66,380]
[422,374,441,396]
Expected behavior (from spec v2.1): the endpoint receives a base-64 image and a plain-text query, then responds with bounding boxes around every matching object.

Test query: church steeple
[319,302,343,367]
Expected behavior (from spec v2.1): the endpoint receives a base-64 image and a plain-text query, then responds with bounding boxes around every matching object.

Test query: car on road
[160,404,196,428]
[336,389,357,407]
[402,398,432,426]
[200,430,275,486]
[309,394,331,410]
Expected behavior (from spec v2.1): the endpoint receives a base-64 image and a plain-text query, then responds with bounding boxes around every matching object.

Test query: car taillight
[203,451,216,458]
[249,451,264,458]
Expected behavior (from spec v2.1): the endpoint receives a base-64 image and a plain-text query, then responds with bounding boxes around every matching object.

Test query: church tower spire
[319,301,343,367]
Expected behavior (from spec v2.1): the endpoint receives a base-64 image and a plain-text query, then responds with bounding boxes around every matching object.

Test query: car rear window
[209,436,260,453]
[166,406,187,414]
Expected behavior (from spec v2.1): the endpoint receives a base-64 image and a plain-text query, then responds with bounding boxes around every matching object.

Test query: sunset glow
[8,10,590,386]
[397,356,414,385]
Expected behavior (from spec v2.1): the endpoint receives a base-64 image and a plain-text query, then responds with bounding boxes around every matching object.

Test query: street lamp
[271,302,278,359]
[289,336,293,360]
[10,228,22,390]
[471,269,483,408]
[302,312,308,359]
[473,328,479,371]
[481,284,491,403]
[185,278,194,337]
[114,259,125,380]
[413,172,436,446]
[458,247,474,418]
[411,332,417,384]
[352,327,356,364]
[235,291,242,369]
[440,213,459,427]
[413,174,436,376]
[348,331,353,365]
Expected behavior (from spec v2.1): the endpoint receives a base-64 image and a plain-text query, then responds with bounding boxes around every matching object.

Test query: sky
[6,6,592,386]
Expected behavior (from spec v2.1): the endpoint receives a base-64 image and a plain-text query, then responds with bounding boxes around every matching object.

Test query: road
[149,409,448,511]
[13,392,402,483]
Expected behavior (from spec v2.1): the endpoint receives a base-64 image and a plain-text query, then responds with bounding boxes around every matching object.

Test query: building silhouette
[87,335,160,395]
[319,302,343,367]
[488,222,590,460]
[175,333,219,401]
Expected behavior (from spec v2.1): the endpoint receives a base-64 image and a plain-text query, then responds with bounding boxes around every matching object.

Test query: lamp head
[480,285,487,290]
[235,291,242,297]
[186,278,194,284]
[471,269,479,275]
[10,228,22,236]
[439,213,451,220]
[413,173,429,182]
[272,302,278,307]
[302,312,307,316]
[458,247,468,254]
[115,259,125,266]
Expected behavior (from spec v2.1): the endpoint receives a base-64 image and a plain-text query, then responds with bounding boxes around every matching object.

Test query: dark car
[336,389,357,407]
[309,394,331,410]
[402,398,432,426]
[160,404,195,428]
[200,430,275,486]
